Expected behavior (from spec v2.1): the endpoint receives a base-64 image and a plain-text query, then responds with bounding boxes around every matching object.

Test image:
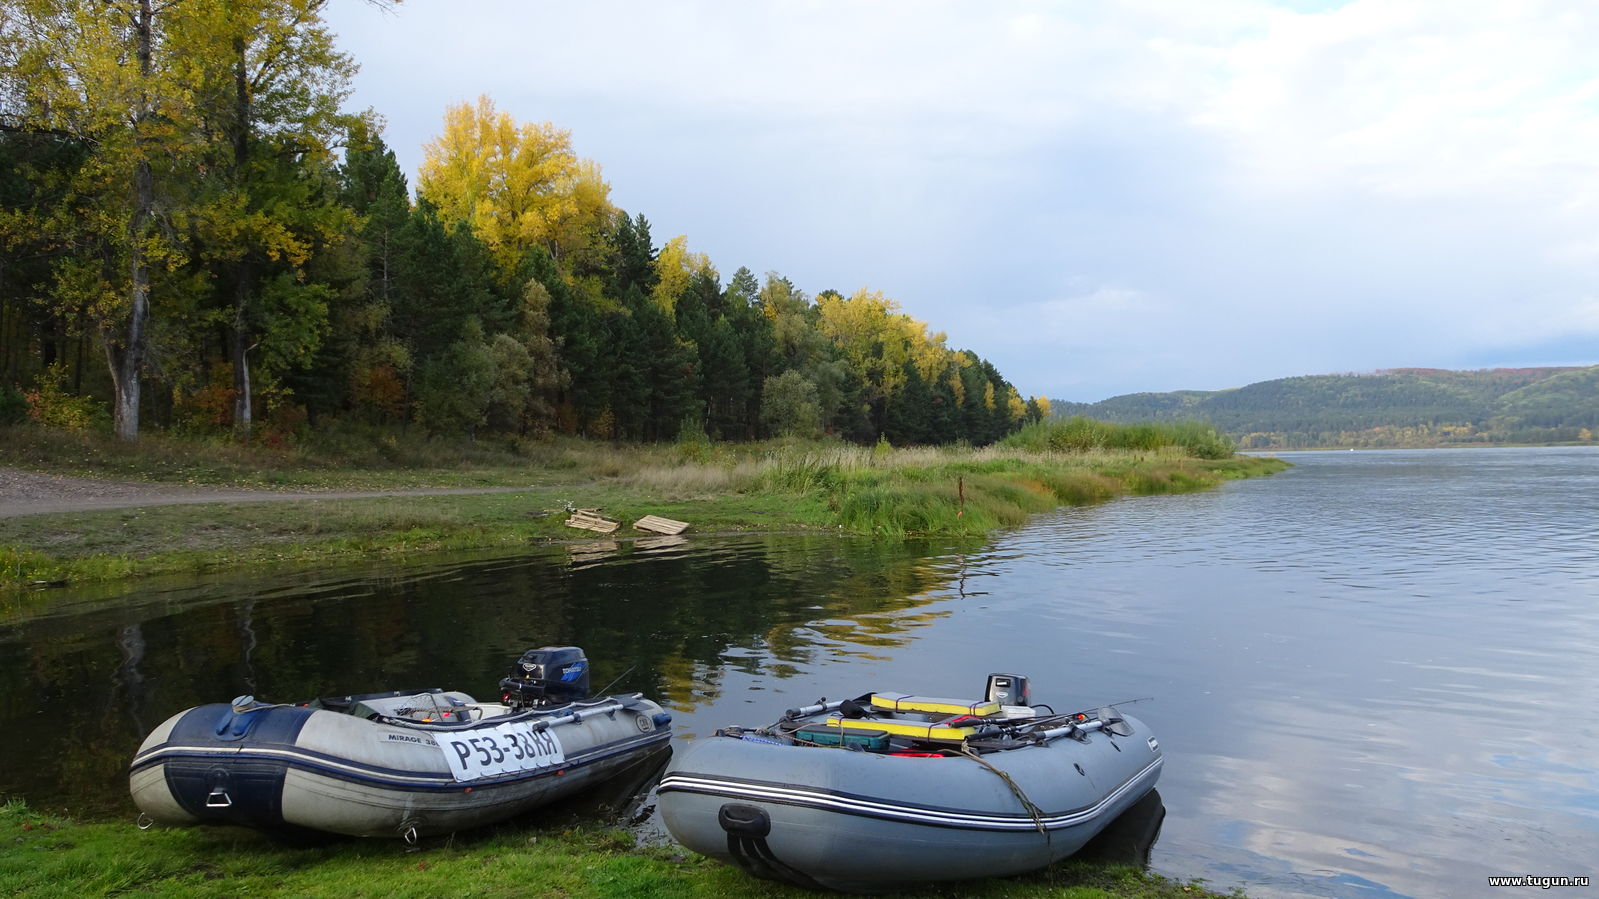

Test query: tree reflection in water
[0,533,978,818]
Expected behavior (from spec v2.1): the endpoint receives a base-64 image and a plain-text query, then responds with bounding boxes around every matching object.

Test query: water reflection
[0,534,973,816]
[112,623,149,736]
[1074,788,1167,868]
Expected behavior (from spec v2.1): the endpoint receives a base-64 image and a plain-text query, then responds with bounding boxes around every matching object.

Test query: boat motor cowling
[501,646,591,709]
[985,673,1031,707]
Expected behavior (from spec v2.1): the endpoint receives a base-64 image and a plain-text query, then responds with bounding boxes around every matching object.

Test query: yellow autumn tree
[1004,385,1028,422]
[652,235,716,313]
[815,288,967,434]
[816,289,913,402]
[418,95,615,270]
[898,315,951,383]
[948,352,973,408]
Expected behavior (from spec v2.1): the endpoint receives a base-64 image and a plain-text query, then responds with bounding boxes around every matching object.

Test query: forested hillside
[1055,367,1599,448]
[0,2,1045,448]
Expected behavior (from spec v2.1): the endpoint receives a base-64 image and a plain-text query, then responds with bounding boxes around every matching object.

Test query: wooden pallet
[634,534,689,552]
[565,509,620,534]
[633,514,690,535]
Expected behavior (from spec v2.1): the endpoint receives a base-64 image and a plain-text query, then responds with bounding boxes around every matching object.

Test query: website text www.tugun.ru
[1487,874,1590,889]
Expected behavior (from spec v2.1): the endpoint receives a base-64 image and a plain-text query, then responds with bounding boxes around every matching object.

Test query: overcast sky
[323,0,1599,403]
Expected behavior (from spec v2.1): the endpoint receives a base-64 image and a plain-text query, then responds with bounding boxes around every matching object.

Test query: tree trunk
[230,333,253,439]
[112,0,157,443]
[231,270,253,441]
[229,32,253,442]
[0,261,10,383]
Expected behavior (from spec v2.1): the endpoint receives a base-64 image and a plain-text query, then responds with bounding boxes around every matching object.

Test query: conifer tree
[305,126,413,421]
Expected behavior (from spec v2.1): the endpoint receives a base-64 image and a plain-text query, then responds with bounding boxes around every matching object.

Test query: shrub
[23,364,107,432]
[0,384,27,425]
[761,371,821,438]
[676,414,713,464]
[169,362,237,435]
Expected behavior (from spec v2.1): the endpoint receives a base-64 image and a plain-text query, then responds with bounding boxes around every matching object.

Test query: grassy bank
[0,800,1237,898]
[0,424,1286,589]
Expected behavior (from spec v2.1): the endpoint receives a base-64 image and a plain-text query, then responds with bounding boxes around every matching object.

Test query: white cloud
[325,0,1599,401]
[1195,2,1599,202]
[982,285,1169,349]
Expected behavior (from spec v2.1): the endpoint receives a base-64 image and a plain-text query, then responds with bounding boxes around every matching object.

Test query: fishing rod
[977,697,1154,738]
[1015,697,1153,741]
[594,663,639,697]
[1065,696,1154,720]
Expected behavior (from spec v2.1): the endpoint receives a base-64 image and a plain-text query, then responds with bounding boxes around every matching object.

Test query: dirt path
[0,467,545,518]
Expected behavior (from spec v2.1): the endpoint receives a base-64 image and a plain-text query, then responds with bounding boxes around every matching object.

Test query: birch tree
[418,95,616,272]
[0,0,199,440]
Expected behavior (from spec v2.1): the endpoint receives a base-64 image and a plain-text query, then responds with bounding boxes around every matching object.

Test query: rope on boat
[959,743,1051,844]
[229,695,296,714]
[756,697,1123,846]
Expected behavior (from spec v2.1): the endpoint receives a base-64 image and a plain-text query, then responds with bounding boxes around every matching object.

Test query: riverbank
[0,799,1238,898]
[0,425,1286,590]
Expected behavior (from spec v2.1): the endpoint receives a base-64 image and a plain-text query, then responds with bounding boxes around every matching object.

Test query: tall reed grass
[608,439,1274,537]
[1002,417,1237,459]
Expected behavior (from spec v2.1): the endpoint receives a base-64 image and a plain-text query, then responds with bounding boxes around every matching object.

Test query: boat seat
[823,715,978,743]
[358,692,476,723]
[869,693,1002,718]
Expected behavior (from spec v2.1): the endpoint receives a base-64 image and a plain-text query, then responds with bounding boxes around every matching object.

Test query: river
[1,446,1594,897]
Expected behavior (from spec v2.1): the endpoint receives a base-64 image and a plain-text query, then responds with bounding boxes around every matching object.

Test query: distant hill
[1054,366,1599,449]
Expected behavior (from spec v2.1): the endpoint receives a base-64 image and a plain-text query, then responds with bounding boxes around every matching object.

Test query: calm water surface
[2,446,1595,897]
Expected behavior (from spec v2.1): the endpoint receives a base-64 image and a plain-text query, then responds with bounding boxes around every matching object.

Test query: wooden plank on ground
[633,514,690,535]
[565,509,620,533]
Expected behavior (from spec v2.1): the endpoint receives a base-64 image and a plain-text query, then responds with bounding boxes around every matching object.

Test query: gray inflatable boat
[130,647,671,840]
[658,675,1160,891]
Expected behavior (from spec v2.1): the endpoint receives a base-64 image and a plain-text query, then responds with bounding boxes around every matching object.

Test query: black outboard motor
[500,646,591,709]
[985,673,1031,707]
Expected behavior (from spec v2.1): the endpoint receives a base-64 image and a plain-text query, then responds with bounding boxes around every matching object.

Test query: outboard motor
[985,673,1031,707]
[500,646,591,709]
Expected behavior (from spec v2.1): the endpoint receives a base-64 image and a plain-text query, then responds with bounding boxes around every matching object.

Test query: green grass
[754,445,1284,537]
[0,799,1240,898]
[0,421,592,489]
[0,424,1287,590]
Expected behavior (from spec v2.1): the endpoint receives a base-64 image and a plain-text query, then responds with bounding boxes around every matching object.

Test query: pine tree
[391,200,505,372]
[609,213,657,298]
[884,360,934,445]
[299,125,414,422]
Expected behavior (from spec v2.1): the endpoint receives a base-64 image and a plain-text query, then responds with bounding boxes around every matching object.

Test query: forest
[0,1,1048,449]
[1055,366,1599,448]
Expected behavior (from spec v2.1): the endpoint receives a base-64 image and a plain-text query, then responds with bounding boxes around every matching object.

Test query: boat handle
[205,789,232,808]
[785,699,847,718]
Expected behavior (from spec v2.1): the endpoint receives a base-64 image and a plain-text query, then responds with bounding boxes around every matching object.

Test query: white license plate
[432,723,566,781]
